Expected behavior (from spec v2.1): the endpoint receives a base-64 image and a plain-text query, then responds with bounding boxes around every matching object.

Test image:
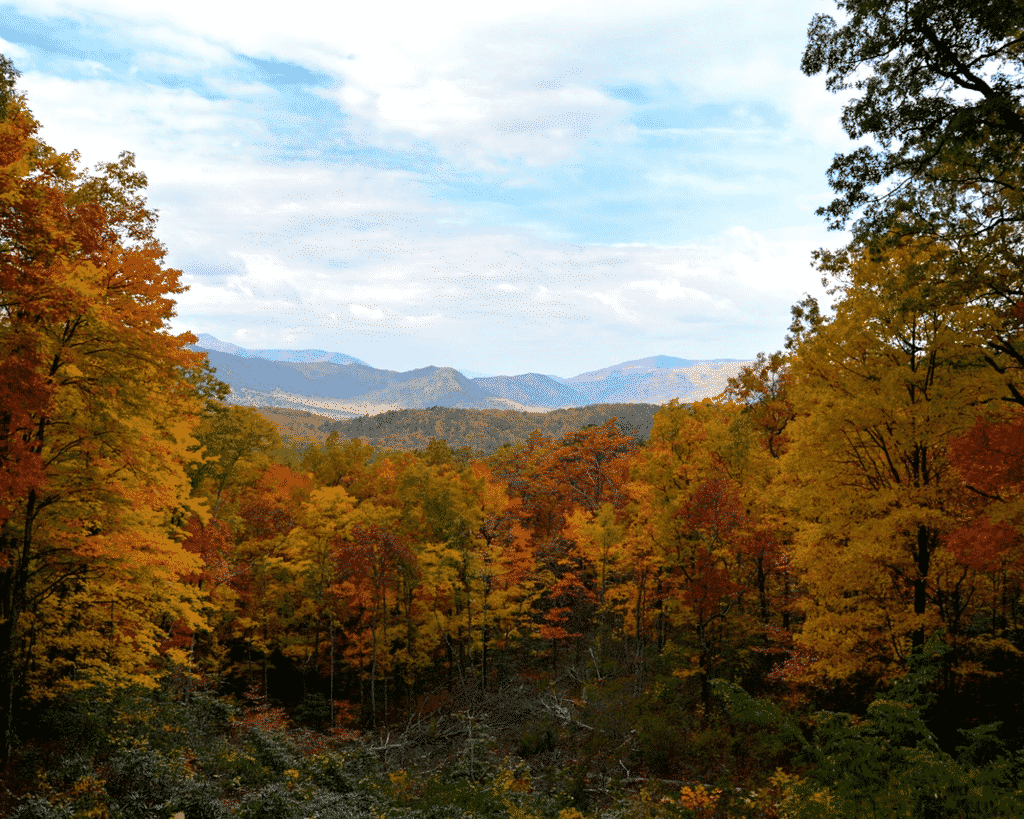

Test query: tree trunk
[0,492,37,770]
[912,524,933,649]
[371,619,378,730]
[757,558,769,624]
[0,616,15,770]
[329,615,335,728]
[481,578,489,691]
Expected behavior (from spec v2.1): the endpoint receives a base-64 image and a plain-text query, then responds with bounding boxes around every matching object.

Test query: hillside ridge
[255,403,663,455]
[190,335,751,417]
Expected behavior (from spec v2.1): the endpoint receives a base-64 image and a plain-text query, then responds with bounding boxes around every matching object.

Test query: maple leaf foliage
[940,412,1024,634]
[780,237,1015,685]
[561,401,782,700]
[718,350,796,460]
[488,421,637,660]
[209,436,542,721]
[0,62,210,765]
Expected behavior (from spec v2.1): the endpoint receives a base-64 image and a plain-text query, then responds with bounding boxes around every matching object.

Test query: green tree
[802,0,1024,243]
[301,431,378,496]
[190,404,282,516]
[803,1,1024,407]
[716,636,1024,819]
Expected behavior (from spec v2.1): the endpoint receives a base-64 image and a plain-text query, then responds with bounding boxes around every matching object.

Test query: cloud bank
[0,0,853,374]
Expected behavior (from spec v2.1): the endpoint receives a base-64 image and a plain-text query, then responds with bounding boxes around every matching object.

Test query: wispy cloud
[0,0,852,374]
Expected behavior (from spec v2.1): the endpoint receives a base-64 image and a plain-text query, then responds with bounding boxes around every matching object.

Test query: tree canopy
[6,23,1024,816]
[0,54,211,766]
[802,0,1024,246]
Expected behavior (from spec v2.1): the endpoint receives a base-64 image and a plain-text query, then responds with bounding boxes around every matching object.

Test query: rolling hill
[255,403,663,455]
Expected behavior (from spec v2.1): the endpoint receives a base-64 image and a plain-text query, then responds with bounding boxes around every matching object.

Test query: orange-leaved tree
[941,413,1024,661]
[0,56,210,765]
[493,421,637,670]
[623,400,760,700]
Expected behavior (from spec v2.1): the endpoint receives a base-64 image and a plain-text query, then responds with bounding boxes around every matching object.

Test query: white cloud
[0,36,32,63]
[625,280,733,309]
[166,157,836,370]
[645,172,754,195]
[19,73,268,176]
[349,305,385,322]
[3,0,854,374]
[10,0,849,167]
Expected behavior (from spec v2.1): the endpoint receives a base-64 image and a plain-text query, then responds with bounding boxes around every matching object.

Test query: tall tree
[627,400,760,702]
[802,0,1024,244]
[189,404,282,517]
[0,57,208,765]
[780,238,1010,686]
[566,401,772,700]
[803,1,1024,405]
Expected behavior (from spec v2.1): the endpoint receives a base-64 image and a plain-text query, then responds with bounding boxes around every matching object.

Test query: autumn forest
[5,2,1024,817]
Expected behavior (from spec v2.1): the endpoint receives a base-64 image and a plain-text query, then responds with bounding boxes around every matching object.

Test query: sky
[0,0,854,378]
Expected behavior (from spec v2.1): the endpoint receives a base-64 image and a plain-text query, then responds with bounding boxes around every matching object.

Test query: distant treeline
[255,403,662,454]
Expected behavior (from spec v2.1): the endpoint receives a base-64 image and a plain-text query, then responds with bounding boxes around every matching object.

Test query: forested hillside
[254,406,336,441]
[251,403,661,456]
[194,345,748,415]
[310,403,661,455]
[5,1,1024,816]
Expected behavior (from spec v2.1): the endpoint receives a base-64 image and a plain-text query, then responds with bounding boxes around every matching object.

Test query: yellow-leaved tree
[564,400,781,702]
[780,237,1014,686]
[0,56,210,765]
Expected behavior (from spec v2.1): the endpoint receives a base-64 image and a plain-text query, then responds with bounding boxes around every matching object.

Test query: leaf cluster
[803,0,1024,246]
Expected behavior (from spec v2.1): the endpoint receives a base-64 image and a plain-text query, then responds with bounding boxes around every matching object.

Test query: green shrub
[222,746,275,789]
[11,797,73,819]
[787,702,1024,819]
[234,783,301,819]
[626,674,703,779]
[446,714,500,784]
[191,734,237,782]
[294,693,332,729]
[243,725,298,774]
[46,754,96,790]
[336,743,383,781]
[106,746,184,819]
[37,687,117,756]
[189,691,238,731]
[299,752,355,794]
[167,781,229,819]
[299,790,388,819]
[154,691,237,751]
[517,722,556,757]
[634,713,676,777]
[408,774,507,818]
[713,638,1024,819]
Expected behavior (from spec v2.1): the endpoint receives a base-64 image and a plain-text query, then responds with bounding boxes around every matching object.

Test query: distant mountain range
[193,334,367,366]
[189,334,753,418]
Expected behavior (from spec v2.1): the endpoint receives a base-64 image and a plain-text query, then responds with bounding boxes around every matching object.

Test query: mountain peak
[187,333,754,415]
[191,334,368,366]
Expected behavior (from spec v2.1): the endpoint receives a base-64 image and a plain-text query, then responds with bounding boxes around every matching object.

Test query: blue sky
[0,0,853,377]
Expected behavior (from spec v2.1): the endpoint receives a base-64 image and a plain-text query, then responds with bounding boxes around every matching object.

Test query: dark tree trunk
[912,524,934,649]
[0,614,15,770]
[0,490,36,770]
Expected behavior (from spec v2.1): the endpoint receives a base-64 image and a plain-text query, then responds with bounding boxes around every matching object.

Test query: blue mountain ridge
[188,335,752,416]
[194,333,367,366]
